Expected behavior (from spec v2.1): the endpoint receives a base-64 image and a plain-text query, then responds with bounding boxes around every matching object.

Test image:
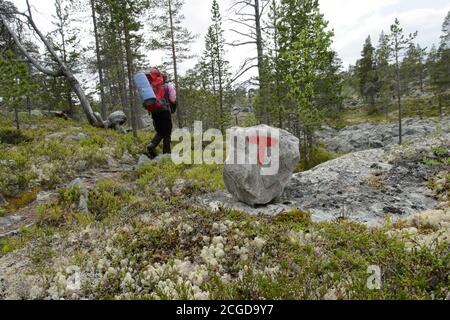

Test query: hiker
[144,68,177,159]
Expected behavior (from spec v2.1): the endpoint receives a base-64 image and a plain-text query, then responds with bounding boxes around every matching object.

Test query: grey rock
[137,154,151,168]
[45,132,89,142]
[30,109,44,117]
[103,111,128,132]
[36,191,54,203]
[223,125,300,206]
[149,154,172,164]
[201,191,295,216]
[78,195,89,213]
[281,145,440,226]
[67,178,87,194]
[120,150,135,165]
[67,178,90,213]
[108,111,127,126]
[65,133,88,142]
[94,112,104,124]
[319,117,450,153]
[0,215,23,228]
[139,114,154,130]
[45,132,66,141]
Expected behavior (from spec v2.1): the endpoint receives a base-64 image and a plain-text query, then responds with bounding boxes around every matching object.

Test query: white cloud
[9,0,450,76]
[320,0,450,67]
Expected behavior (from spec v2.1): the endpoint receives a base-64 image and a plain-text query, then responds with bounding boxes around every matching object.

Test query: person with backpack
[143,67,177,159]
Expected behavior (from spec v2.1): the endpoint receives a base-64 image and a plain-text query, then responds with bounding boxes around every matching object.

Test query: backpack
[145,68,170,114]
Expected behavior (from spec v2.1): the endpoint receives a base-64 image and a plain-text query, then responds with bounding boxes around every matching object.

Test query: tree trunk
[168,0,182,128]
[26,62,32,115]
[395,48,402,145]
[90,0,107,119]
[14,106,20,131]
[123,15,138,138]
[254,0,268,125]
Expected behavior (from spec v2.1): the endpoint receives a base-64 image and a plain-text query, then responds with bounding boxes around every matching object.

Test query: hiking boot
[147,145,158,159]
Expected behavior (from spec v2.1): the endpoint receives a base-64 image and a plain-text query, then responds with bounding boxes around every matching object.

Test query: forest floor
[0,114,449,300]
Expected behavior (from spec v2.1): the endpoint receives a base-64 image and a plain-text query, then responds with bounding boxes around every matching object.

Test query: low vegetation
[0,116,448,300]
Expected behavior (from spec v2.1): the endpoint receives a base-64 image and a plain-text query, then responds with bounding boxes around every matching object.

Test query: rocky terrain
[0,115,449,300]
[204,118,449,226]
[317,117,450,153]
[203,136,449,226]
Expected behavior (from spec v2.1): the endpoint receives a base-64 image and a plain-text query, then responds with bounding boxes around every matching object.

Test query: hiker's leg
[150,132,163,147]
[148,133,163,158]
[162,134,172,154]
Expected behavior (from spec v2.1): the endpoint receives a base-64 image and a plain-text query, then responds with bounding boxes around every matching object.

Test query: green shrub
[0,150,34,197]
[36,203,66,227]
[88,180,128,221]
[274,209,312,226]
[0,128,33,145]
[296,146,341,172]
[58,186,82,208]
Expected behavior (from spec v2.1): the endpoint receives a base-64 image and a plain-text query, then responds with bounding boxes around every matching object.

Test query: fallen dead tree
[0,0,106,128]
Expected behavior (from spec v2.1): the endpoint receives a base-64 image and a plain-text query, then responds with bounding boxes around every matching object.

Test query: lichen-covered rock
[223,125,300,206]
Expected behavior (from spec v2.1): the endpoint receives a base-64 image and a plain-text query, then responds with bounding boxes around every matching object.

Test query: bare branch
[230,57,258,84]
[228,18,256,31]
[227,40,257,47]
[229,28,256,40]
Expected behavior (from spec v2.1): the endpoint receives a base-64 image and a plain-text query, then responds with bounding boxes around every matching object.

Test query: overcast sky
[10,0,450,79]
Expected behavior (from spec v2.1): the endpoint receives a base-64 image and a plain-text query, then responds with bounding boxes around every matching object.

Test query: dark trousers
[150,110,172,154]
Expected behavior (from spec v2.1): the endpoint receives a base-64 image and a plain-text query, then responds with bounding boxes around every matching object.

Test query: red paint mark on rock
[247,136,279,166]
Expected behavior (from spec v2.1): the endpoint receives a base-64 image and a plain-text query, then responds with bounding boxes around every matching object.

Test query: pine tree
[376,31,394,119]
[89,0,107,119]
[401,43,427,94]
[96,0,150,136]
[203,0,231,132]
[431,11,450,118]
[150,0,196,127]
[356,36,378,114]
[277,0,338,164]
[0,51,35,130]
[51,0,83,116]
[387,18,417,145]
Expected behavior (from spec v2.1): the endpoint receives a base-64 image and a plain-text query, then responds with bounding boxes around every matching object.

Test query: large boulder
[103,111,128,133]
[223,125,300,206]
[107,111,127,126]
